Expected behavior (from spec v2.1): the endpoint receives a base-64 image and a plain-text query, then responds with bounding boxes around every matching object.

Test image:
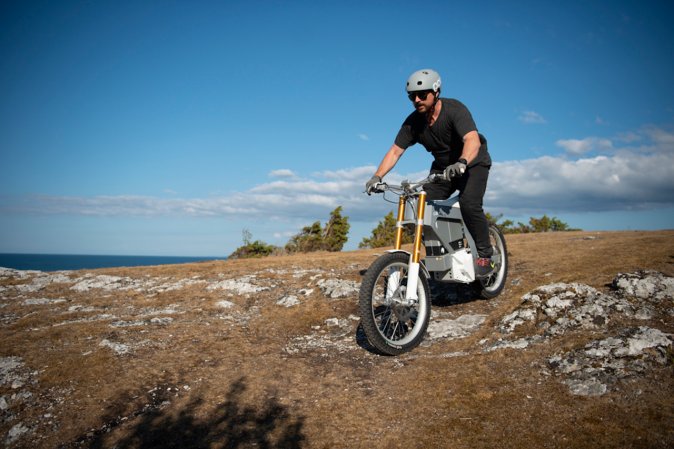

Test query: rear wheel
[474,225,508,299]
[359,252,431,355]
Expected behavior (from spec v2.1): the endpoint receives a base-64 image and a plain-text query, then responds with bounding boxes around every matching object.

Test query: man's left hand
[444,160,467,179]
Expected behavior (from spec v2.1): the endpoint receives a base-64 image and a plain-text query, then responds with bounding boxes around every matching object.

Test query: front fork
[392,193,426,301]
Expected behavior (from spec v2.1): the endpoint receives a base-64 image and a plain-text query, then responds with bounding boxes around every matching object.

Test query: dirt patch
[1,230,673,448]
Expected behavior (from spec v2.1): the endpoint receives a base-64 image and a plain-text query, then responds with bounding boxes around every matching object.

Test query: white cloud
[642,125,674,146]
[485,151,674,214]
[318,166,376,181]
[556,137,613,155]
[518,110,547,124]
[358,133,370,141]
[616,131,641,144]
[269,169,297,178]
[4,126,673,225]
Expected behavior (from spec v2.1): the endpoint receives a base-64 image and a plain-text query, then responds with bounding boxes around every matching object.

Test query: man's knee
[458,196,484,216]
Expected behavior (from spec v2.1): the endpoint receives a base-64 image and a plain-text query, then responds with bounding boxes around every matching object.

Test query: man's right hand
[365,175,382,195]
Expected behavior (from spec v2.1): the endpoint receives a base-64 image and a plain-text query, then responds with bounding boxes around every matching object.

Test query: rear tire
[359,252,431,355]
[474,225,508,299]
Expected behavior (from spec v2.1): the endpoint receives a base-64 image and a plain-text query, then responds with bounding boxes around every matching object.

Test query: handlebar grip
[366,182,386,195]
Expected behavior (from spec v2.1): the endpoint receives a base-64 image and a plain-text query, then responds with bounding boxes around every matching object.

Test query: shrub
[359,211,414,249]
[229,230,280,259]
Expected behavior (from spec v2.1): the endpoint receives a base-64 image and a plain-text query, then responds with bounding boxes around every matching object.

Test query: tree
[359,211,414,249]
[485,212,577,234]
[285,221,324,253]
[322,206,350,252]
[229,229,279,259]
[285,207,351,253]
[485,212,503,228]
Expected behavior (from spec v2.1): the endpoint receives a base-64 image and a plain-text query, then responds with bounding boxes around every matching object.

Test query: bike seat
[428,195,460,208]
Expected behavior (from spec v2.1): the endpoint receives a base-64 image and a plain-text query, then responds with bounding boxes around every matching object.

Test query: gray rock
[71,274,143,292]
[427,314,486,340]
[548,327,672,396]
[277,295,300,307]
[99,339,131,355]
[499,280,634,339]
[564,378,607,397]
[487,337,542,352]
[317,278,359,299]
[499,308,536,333]
[5,423,30,445]
[612,270,674,301]
[207,276,269,295]
[613,326,672,358]
[22,297,66,306]
[0,357,24,387]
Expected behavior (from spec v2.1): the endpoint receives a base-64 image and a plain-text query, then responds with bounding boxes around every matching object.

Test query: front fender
[384,249,431,279]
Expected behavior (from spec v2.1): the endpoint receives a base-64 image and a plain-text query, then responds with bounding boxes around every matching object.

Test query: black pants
[424,164,493,258]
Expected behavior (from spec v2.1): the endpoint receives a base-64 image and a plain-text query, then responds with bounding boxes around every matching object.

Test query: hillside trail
[1,230,673,448]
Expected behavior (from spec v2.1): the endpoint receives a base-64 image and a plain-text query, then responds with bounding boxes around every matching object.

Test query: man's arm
[460,130,481,164]
[374,144,406,178]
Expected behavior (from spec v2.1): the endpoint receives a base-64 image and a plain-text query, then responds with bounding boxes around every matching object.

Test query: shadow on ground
[73,377,306,449]
[429,279,478,307]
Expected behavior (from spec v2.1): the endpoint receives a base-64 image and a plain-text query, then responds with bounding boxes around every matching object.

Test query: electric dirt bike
[359,174,508,355]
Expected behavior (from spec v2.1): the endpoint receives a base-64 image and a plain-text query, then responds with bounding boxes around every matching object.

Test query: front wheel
[359,252,431,355]
[474,224,508,299]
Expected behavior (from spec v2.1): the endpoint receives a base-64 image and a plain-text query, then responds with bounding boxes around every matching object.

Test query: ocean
[0,253,223,272]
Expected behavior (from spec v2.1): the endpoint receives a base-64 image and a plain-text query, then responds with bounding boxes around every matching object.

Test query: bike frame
[389,184,478,302]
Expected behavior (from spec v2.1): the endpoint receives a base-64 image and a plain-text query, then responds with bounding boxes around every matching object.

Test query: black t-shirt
[394,98,491,171]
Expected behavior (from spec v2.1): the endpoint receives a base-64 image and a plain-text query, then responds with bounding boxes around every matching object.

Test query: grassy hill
[1,230,673,448]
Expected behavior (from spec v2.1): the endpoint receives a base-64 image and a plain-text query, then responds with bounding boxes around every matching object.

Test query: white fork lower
[405,261,420,301]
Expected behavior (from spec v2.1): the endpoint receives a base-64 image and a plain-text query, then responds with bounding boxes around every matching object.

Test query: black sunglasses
[408,90,433,101]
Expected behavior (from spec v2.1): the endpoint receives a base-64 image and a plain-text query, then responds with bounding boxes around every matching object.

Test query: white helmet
[406,69,441,93]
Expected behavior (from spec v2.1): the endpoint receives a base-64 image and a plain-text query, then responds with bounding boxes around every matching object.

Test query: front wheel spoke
[372,306,384,318]
[390,319,401,340]
[381,310,393,334]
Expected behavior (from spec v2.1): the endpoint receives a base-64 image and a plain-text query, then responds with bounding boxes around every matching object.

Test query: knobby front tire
[474,224,508,299]
[358,252,431,355]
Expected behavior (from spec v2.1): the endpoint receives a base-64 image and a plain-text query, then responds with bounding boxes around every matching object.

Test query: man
[365,68,494,277]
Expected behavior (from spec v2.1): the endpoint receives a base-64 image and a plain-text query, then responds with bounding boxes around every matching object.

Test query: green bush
[229,230,280,259]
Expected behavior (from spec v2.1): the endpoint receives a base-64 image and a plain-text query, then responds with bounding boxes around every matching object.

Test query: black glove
[444,159,467,179]
[365,175,382,195]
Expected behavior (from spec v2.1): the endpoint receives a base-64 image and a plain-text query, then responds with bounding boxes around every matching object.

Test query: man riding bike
[366,68,495,277]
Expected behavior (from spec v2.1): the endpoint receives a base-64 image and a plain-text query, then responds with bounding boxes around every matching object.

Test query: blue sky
[1,0,673,256]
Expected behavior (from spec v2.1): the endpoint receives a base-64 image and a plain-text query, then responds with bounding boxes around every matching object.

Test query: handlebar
[368,172,451,196]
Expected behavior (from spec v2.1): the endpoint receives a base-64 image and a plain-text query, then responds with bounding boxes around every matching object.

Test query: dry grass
[1,230,673,448]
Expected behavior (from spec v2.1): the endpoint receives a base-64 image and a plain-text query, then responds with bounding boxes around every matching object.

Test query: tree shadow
[79,377,306,449]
